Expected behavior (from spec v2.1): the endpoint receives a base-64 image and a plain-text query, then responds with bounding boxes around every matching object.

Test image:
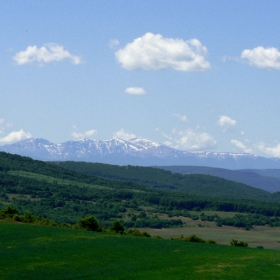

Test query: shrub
[22,211,33,223]
[206,239,217,244]
[13,214,22,222]
[110,220,125,234]
[0,206,19,219]
[171,234,210,243]
[126,229,150,237]
[78,215,100,231]
[187,235,205,243]
[230,239,248,247]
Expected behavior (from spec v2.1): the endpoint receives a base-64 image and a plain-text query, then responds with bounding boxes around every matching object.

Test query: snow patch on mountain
[0,137,280,169]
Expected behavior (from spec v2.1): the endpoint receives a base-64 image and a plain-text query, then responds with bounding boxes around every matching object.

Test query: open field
[140,225,280,251]
[1,222,280,279]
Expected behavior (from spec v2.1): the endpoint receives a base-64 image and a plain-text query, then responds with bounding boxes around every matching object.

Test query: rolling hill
[2,151,280,229]
[157,166,280,193]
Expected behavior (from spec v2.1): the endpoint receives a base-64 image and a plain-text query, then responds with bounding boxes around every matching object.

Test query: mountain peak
[0,137,280,169]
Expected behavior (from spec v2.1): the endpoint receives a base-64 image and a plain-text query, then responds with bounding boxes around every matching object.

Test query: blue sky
[1,1,280,157]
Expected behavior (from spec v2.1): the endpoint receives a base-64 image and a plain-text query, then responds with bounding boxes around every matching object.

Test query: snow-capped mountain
[1,137,280,169]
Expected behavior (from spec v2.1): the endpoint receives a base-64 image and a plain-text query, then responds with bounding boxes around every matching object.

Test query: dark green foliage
[0,205,19,218]
[2,151,280,229]
[110,220,124,234]
[230,239,248,247]
[54,161,278,201]
[172,234,207,243]
[126,229,151,237]
[78,215,100,231]
[0,206,58,226]
[206,239,217,244]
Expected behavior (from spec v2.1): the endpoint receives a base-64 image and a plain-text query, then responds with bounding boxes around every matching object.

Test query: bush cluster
[230,239,248,247]
[171,234,217,244]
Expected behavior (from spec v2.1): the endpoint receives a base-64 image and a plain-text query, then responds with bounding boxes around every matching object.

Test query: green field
[1,222,280,279]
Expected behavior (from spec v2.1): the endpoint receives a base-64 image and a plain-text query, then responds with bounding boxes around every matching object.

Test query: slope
[2,152,280,229]
[157,166,280,193]
[2,222,280,280]
[53,161,278,201]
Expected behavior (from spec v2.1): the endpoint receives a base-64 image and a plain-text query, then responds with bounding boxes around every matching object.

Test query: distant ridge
[157,166,280,193]
[1,137,280,169]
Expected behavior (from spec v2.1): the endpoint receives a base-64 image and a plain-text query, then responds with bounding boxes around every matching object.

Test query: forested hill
[2,151,280,228]
[53,161,279,202]
[156,166,280,193]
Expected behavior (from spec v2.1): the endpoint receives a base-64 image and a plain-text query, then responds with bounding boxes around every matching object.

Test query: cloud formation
[125,87,146,95]
[218,116,236,131]
[231,139,252,153]
[256,142,280,157]
[13,43,83,65]
[241,46,280,69]
[0,129,32,143]
[113,129,136,140]
[115,33,210,72]
[158,128,216,150]
[72,129,97,139]
[176,129,216,150]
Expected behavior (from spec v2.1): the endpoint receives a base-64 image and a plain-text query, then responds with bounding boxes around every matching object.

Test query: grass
[8,170,114,190]
[8,170,146,193]
[140,225,280,250]
[1,222,280,279]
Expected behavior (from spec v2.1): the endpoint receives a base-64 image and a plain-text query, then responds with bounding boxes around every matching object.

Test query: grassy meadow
[142,210,280,250]
[1,222,280,279]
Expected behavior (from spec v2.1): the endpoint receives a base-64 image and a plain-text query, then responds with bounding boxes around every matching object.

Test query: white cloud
[218,116,236,131]
[115,32,210,72]
[158,128,216,150]
[0,119,4,124]
[113,129,136,140]
[241,46,280,69]
[72,129,97,139]
[256,142,280,157]
[0,129,32,143]
[176,129,216,150]
[13,43,83,65]
[125,87,146,95]
[231,139,252,153]
[109,39,120,49]
[173,114,188,122]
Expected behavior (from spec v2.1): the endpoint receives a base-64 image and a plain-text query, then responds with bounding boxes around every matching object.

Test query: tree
[0,206,19,219]
[78,215,100,231]
[110,220,124,234]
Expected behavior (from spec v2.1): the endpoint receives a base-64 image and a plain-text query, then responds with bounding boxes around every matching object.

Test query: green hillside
[1,222,280,280]
[2,152,280,229]
[53,161,278,201]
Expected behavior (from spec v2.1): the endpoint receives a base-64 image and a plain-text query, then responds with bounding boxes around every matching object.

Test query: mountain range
[1,137,280,169]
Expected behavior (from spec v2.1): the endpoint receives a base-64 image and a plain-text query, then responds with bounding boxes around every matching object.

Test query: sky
[1,1,280,157]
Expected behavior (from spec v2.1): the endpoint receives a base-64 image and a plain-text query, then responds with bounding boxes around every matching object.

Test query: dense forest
[1,152,280,229]
[53,161,280,201]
